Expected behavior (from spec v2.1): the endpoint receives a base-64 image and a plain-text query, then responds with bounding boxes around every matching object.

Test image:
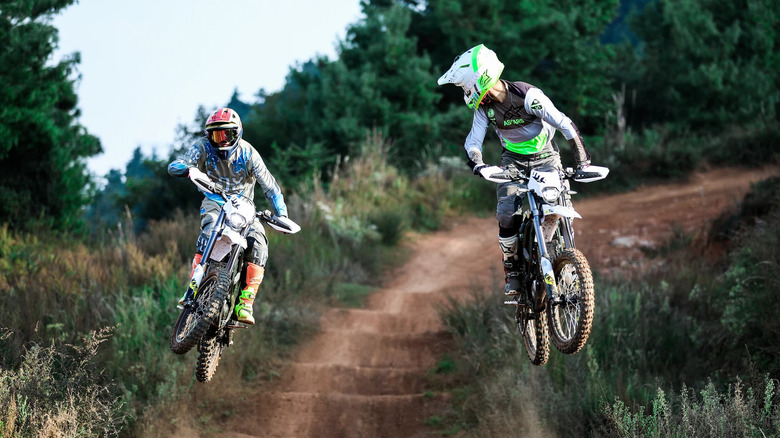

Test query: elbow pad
[168,160,189,177]
[270,193,288,217]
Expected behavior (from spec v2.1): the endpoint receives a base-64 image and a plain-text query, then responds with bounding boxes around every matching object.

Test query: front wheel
[169,267,229,355]
[547,249,594,355]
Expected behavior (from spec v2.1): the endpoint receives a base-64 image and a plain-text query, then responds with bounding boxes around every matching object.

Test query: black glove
[467,159,487,177]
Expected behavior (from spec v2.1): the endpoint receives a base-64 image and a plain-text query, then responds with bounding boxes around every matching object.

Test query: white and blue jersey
[169,137,287,217]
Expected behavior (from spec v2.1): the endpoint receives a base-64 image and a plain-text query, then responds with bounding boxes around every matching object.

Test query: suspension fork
[527,192,559,305]
[183,209,227,303]
[559,191,577,249]
[561,216,576,249]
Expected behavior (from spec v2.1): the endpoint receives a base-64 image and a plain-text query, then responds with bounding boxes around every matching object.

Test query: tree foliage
[243,1,450,175]
[0,0,101,230]
[409,0,620,132]
[622,0,779,128]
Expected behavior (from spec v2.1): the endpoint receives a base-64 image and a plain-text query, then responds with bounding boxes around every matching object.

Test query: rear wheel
[518,304,550,366]
[196,328,225,383]
[547,249,594,355]
[518,222,550,366]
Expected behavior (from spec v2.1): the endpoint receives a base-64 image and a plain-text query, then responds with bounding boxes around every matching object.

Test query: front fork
[527,193,559,308]
[182,209,228,304]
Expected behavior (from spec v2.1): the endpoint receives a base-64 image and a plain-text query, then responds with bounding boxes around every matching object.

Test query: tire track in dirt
[207,165,776,438]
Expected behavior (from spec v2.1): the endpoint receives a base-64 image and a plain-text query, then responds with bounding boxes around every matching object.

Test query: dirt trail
[209,166,776,438]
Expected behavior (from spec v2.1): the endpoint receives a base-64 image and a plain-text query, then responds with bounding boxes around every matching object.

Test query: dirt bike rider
[167,107,288,325]
[437,44,594,296]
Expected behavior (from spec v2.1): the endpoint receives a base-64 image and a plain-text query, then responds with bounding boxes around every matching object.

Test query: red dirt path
[179,166,776,438]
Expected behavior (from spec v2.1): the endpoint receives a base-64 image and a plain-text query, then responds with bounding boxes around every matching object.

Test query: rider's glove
[577,160,591,170]
[467,159,487,178]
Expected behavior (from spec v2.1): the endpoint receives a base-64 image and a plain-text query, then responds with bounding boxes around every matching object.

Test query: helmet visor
[208,128,239,147]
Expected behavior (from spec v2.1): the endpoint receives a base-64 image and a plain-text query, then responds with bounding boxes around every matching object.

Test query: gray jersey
[175,137,283,207]
[465,81,588,164]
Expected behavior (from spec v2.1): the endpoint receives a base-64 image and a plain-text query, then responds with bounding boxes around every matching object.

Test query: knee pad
[245,235,269,267]
[196,233,209,253]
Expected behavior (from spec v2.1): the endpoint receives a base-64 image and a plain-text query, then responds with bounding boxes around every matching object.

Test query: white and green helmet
[437,44,504,110]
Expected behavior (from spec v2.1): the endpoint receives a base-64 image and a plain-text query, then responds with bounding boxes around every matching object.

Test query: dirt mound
[199,165,776,438]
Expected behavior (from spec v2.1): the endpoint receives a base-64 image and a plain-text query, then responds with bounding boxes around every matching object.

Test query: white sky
[52,0,363,178]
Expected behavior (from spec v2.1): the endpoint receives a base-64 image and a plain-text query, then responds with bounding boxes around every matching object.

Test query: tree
[407,0,620,134]
[243,1,451,175]
[624,0,779,128]
[0,0,102,230]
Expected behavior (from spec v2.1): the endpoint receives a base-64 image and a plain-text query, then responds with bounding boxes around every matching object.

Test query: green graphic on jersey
[530,99,543,111]
[505,133,548,154]
[503,118,525,126]
[487,108,497,125]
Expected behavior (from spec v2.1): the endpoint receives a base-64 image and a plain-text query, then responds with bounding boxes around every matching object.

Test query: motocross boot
[235,262,264,325]
[499,235,522,295]
[178,253,203,307]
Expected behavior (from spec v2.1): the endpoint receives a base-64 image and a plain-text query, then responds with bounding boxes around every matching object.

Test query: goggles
[208,128,239,146]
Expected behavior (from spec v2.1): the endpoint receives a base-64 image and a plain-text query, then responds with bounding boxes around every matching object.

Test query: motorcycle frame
[516,175,578,311]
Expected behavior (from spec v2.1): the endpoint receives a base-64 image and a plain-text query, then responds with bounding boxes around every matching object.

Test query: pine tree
[0,0,102,230]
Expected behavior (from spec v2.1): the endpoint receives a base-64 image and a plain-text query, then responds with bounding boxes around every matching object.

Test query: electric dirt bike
[169,168,300,382]
[479,163,608,365]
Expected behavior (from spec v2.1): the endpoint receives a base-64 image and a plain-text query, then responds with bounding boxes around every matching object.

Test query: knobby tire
[169,264,230,355]
[547,249,594,355]
[520,307,550,366]
[519,223,550,366]
[196,328,224,383]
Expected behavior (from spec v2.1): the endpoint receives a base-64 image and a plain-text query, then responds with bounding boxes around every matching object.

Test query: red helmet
[205,108,243,160]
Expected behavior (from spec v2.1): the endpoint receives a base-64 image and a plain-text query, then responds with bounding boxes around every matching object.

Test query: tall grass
[0,327,127,437]
[434,175,780,437]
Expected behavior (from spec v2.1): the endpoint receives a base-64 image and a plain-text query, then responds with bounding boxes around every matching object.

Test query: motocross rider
[167,107,288,325]
[437,44,593,295]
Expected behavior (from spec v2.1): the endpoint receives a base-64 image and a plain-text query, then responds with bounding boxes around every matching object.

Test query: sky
[52,0,363,179]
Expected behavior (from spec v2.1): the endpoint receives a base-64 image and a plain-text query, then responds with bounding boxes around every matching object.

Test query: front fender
[209,228,247,262]
[542,204,581,219]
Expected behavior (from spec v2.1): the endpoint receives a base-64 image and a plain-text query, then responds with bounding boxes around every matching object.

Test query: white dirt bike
[169,168,300,382]
[480,163,608,365]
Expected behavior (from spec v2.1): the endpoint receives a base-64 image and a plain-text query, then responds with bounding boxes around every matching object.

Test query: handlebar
[481,164,608,184]
[189,167,301,234]
[258,210,301,234]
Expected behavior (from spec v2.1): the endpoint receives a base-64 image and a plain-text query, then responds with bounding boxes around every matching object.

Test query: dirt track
[205,166,776,438]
